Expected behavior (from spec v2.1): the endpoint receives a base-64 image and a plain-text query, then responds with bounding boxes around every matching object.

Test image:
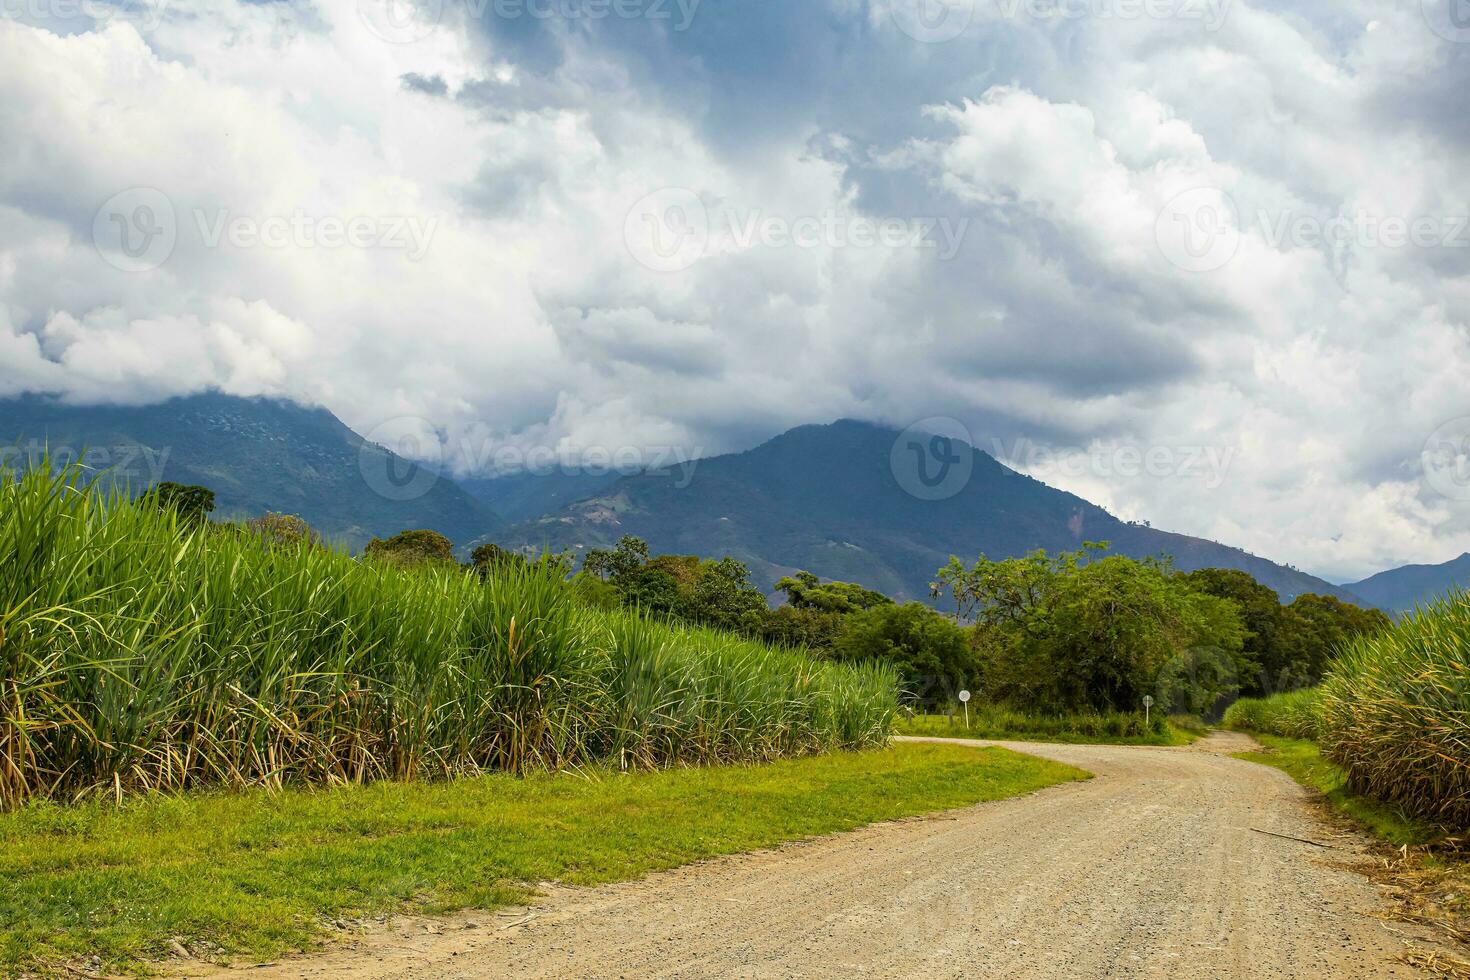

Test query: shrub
[1222,688,1323,740]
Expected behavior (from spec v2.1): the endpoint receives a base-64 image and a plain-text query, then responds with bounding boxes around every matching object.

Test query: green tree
[244,513,320,549]
[939,546,1245,713]
[1285,593,1392,682]
[1182,569,1391,694]
[678,557,769,631]
[775,572,893,614]
[364,529,455,568]
[754,605,847,650]
[144,482,215,525]
[583,536,649,582]
[469,542,528,579]
[832,602,977,704]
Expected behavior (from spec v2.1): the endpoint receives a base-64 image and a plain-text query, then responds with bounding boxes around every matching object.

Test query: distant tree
[775,571,893,614]
[678,557,770,631]
[469,542,528,579]
[144,482,215,525]
[1285,593,1392,683]
[570,573,621,610]
[619,566,684,615]
[364,529,455,568]
[832,602,977,703]
[583,536,649,582]
[937,545,1246,713]
[1179,568,1280,693]
[244,513,321,549]
[754,605,847,650]
[1182,569,1391,694]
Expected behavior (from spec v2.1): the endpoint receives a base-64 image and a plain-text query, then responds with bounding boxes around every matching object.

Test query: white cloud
[0,2,1467,582]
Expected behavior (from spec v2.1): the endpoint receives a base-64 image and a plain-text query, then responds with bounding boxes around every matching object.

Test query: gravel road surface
[192,732,1427,979]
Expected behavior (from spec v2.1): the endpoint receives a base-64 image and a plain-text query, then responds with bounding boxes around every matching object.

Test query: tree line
[146,482,1391,718]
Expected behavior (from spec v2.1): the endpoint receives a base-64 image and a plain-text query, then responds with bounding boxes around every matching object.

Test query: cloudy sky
[1,0,1468,581]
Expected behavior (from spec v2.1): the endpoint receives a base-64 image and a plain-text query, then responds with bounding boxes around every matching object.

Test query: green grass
[894,707,1200,746]
[0,742,1085,973]
[1232,734,1432,845]
[0,464,895,806]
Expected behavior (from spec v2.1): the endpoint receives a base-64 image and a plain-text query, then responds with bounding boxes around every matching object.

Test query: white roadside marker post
[959,690,971,730]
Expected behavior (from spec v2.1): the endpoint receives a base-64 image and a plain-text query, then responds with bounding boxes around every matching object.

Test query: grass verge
[0,742,1085,974]
[895,711,1203,746]
[1230,734,1430,845]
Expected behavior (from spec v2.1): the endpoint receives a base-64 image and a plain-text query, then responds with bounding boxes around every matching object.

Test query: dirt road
[197,732,1428,979]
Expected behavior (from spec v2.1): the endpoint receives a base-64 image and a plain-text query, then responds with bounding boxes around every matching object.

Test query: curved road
[199,732,1427,979]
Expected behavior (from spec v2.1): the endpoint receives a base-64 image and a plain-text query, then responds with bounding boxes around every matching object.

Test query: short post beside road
[959,690,971,730]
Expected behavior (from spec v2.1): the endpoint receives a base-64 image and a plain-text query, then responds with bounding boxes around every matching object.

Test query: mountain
[459,470,625,524]
[0,392,501,552]
[491,419,1364,605]
[1343,553,1470,614]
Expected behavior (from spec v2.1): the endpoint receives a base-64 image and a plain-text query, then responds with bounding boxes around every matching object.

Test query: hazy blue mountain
[1344,553,1470,614]
[0,392,501,552]
[492,419,1366,605]
[458,470,625,523]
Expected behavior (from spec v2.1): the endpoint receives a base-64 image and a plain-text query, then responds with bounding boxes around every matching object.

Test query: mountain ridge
[1343,552,1470,614]
[0,392,501,552]
[491,418,1366,606]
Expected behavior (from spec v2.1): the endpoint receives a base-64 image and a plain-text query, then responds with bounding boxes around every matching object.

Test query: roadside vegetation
[894,706,1201,746]
[582,536,1385,736]
[1225,593,1470,829]
[0,466,894,809]
[0,742,1085,972]
[1226,594,1470,973]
